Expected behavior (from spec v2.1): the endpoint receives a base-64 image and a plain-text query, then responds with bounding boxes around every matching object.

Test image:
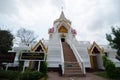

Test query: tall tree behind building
[17,28,37,46]
[106,27,120,56]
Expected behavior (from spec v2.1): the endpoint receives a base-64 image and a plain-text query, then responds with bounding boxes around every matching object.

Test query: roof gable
[88,41,102,54]
[31,40,48,53]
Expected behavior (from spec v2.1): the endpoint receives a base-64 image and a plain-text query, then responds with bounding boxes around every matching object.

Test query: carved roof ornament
[88,41,102,54]
[71,28,77,35]
[54,11,71,24]
[31,40,48,53]
[48,27,54,34]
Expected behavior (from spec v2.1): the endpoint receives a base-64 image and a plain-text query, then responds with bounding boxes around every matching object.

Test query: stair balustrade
[67,39,86,75]
[60,40,64,74]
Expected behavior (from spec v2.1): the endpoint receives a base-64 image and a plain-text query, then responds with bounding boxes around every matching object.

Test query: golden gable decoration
[31,40,48,53]
[58,26,68,33]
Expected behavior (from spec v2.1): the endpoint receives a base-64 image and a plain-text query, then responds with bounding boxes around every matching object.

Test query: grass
[94,71,108,78]
[94,71,114,80]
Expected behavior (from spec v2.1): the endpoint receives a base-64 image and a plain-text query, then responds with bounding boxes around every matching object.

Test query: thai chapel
[8,11,120,76]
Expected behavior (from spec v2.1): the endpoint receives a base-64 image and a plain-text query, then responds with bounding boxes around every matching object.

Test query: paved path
[48,72,107,80]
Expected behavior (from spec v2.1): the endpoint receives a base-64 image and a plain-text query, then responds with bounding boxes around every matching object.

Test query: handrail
[67,39,86,75]
[59,40,64,74]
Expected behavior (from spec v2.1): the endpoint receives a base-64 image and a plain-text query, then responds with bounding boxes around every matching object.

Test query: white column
[22,62,25,72]
[38,61,41,71]
[5,63,8,71]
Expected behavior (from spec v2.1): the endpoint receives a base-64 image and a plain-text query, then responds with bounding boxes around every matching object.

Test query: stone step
[64,69,82,74]
[64,73,84,77]
[64,64,80,67]
[62,42,83,77]
[64,63,80,67]
[65,67,81,70]
[62,42,77,62]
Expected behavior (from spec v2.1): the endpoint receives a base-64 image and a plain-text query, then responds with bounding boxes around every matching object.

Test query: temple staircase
[62,42,83,76]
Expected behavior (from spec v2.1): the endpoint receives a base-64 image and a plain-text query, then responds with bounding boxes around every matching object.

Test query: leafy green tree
[106,27,120,56]
[0,30,14,54]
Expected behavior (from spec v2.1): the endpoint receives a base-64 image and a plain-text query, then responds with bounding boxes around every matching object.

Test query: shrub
[102,56,120,79]
[0,70,46,80]
[102,56,107,67]
[40,61,48,76]
[19,71,43,80]
[0,70,20,80]
[105,60,116,78]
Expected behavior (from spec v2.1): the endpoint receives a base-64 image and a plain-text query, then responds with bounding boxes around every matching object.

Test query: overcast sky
[0,0,120,45]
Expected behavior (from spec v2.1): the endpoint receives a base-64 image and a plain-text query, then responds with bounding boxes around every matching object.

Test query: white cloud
[0,0,120,45]
[0,0,18,15]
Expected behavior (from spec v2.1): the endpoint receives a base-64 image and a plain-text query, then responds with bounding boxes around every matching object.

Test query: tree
[0,29,14,54]
[106,27,120,56]
[17,28,37,46]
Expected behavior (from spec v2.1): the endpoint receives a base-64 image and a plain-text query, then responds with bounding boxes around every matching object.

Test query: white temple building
[7,11,120,76]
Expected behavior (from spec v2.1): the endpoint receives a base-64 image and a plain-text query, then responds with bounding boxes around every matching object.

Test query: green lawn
[94,71,114,80]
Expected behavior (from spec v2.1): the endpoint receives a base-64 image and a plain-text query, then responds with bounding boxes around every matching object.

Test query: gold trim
[29,61,32,69]
[88,41,102,54]
[58,26,68,33]
[29,40,48,68]
[101,47,104,54]
[30,40,47,53]
[90,55,93,68]
[88,41,104,69]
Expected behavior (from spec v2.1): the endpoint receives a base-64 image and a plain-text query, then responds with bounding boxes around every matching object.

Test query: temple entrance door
[91,47,102,70]
[91,55,98,69]
[61,38,65,42]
